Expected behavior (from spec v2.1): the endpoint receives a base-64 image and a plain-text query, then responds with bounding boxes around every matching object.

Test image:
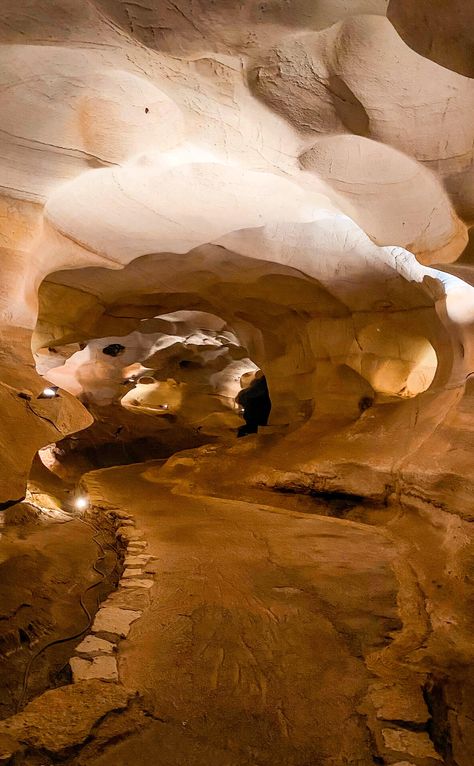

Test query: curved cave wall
[0,2,473,763]
[0,0,471,506]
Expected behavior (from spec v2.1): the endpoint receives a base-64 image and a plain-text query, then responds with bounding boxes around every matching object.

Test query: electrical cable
[16,514,121,712]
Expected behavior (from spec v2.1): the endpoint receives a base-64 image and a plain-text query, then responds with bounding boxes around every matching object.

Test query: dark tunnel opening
[235,372,272,437]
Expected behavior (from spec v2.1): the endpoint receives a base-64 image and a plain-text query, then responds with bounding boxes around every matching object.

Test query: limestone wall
[0,0,473,512]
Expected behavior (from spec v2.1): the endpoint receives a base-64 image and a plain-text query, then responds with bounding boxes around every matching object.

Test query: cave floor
[71,462,421,766]
[0,508,118,717]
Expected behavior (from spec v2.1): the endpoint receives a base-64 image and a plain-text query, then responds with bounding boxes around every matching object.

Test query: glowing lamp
[74,496,89,511]
[38,386,59,399]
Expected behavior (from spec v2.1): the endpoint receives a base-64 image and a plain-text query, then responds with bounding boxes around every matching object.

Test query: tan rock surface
[82,465,401,765]
[381,728,442,761]
[0,681,130,752]
[92,607,142,638]
[388,0,474,77]
[0,0,473,762]
[70,656,118,684]
[119,579,154,589]
[75,636,115,656]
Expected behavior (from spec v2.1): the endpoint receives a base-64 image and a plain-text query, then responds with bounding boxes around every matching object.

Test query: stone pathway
[69,507,156,686]
[0,504,158,763]
[76,464,443,766]
[0,470,446,765]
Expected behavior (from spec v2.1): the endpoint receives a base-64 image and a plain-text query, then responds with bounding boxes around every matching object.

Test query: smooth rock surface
[70,656,118,683]
[92,607,142,638]
[123,555,152,567]
[75,636,115,656]
[105,588,151,611]
[121,568,143,578]
[119,579,154,589]
[0,1,473,763]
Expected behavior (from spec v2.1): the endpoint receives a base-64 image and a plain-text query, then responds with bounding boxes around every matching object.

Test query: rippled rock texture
[0,0,474,763]
[0,0,472,503]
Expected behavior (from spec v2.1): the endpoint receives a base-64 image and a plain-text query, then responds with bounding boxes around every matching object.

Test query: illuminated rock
[0,2,473,760]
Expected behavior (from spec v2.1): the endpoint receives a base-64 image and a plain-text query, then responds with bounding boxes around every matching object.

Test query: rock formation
[0,0,473,763]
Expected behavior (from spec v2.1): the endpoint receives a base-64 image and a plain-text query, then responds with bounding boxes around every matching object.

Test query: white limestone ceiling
[0,0,473,501]
[89,0,391,56]
[33,311,256,436]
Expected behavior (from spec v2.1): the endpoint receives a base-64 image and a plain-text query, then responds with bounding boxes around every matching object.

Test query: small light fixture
[38,386,59,399]
[158,404,169,409]
[74,496,89,512]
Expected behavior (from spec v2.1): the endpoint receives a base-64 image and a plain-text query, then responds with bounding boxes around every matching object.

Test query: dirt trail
[79,463,402,766]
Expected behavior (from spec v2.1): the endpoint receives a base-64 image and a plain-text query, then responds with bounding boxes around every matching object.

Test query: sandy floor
[76,463,403,766]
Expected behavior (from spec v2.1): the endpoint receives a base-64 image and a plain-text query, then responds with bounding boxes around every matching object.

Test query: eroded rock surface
[0,680,130,753]
[0,0,473,763]
[0,0,471,502]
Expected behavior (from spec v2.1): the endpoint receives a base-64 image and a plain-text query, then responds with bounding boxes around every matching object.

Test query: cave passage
[1,1,474,763]
[236,373,272,437]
